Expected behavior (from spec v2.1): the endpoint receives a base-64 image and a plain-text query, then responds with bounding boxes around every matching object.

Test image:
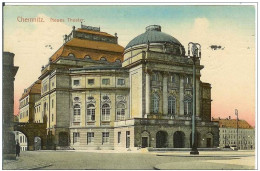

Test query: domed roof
[125,25,182,49]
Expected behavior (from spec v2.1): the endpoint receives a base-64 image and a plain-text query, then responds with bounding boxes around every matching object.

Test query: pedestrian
[16,142,20,157]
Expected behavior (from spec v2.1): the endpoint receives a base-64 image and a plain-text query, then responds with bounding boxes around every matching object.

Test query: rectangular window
[52,99,54,108]
[102,79,110,85]
[118,132,121,144]
[44,84,47,92]
[73,80,80,86]
[87,132,94,144]
[88,79,94,85]
[171,75,175,83]
[117,79,125,85]
[102,132,109,144]
[73,132,80,143]
[26,110,28,116]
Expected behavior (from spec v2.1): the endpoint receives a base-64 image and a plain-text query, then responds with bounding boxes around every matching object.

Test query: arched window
[85,55,91,59]
[100,57,107,61]
[184,96,192,116]
[86,104,95,121]
[115,59,121,63]
[116,103,125,120]
[168,96,176,115]
[68,53,75,58]
[151,93,159,113]
[73,104,81,122]
[101,104,110,121]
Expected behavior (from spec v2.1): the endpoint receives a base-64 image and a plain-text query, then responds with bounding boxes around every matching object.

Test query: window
[118,132,121,143]
[88,79,94,85]
[52,82,55,87]
[68,53,75,57]
[101,104,110,121]
[43,84,47,92]
[102,79,110,85]
[73,132,80,143]
[117,79,125,85]
[151,93,159,113]
[87,132,94,144]
[86,104,95,121]
[152,73,159,81]
[20,136,22,143]
[168,96,176,115]
[100,57,107,61]
[184,96,192,116]
[185,76,192,84]
[102,132,109,144]
[171,75,175,83]
[26,110,28,116]
[52,99,54,108]
[73,80,80,86]
[116,103,125,120]
[73,104,81,122]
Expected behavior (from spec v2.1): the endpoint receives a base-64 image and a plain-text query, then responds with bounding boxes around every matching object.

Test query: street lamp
[188,42,201,155]
[235,109,238,149]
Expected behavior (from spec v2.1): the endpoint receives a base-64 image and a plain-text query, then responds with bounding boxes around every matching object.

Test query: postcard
[2,3,256,170]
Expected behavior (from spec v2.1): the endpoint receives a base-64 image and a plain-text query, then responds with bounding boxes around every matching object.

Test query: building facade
[3,52,19,159]
[212,117,255,150]
[19,24,219,150]
[13,131,28,151]
[19,80,41,123]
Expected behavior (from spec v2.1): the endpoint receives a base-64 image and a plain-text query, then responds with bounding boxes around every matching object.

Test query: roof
[50,38,124,63]
[212,118,254,129]
[20,80,41,100]
[77,29,115,38]
[125,25,182,49]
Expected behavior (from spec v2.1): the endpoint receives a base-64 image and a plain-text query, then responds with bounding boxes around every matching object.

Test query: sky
[3,4,256,126]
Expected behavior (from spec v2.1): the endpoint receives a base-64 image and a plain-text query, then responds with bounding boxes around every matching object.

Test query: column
[196,77,200,117]
[162,72,168,115]
[179,74,184,116]
[145,70,151,118]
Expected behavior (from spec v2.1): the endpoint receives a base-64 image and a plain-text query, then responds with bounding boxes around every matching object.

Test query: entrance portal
[142,137,148,148]
[156,131,168,148]
[174,131,185,148]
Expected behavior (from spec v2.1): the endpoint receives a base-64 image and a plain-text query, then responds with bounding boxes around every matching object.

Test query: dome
[125,25,183,49]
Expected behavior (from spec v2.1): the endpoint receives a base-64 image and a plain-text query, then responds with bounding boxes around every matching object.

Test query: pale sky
[3,5,255,126]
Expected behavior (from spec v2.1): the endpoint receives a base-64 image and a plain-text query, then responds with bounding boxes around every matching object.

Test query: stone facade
[18,24,219,150]
[3,52,19,159]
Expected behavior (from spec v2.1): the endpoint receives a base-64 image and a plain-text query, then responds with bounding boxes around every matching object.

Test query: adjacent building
[212,117,255,150]
[18,24,219,150]
[3,52,19,159]
[19,80,41,123]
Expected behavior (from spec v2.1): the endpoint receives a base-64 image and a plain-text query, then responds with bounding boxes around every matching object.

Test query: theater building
[19,24,219,150]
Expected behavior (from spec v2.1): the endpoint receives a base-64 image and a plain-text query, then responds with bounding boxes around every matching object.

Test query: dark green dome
[125,25,182,49]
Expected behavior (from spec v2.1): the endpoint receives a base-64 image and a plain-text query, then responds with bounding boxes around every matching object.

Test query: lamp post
[188,42,201,155]
[235,109,238,149]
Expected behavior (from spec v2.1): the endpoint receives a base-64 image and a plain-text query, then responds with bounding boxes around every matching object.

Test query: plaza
[3,150,255,170]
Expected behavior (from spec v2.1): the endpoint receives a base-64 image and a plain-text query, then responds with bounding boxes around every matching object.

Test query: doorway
[142,137,148,148]
[156,131,168,148]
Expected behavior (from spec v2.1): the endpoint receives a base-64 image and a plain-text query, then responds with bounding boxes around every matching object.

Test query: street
[3,150,255,170]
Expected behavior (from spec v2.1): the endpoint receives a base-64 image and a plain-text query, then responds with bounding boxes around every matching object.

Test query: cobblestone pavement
[2,150,255,170]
